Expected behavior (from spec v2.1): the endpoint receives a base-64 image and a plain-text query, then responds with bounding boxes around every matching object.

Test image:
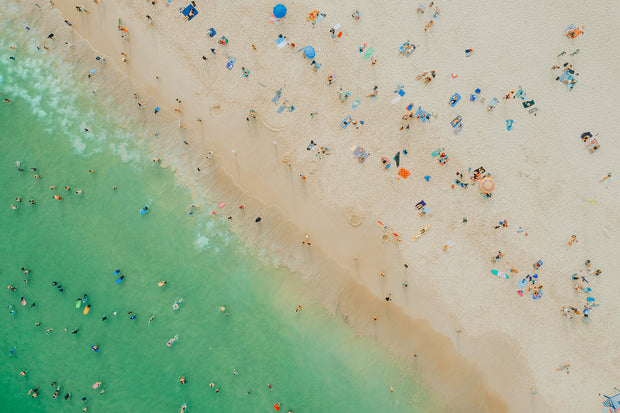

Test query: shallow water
[0,8,435,412]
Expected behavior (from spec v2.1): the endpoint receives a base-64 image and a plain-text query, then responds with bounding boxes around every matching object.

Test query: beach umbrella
[273,4,287,19]
[303,46,315,59]
[478,176,495,194]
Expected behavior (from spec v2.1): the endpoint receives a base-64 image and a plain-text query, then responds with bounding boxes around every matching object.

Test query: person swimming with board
[167,335,179,347]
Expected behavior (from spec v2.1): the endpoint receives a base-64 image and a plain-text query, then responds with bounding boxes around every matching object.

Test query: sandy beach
[16,0,620,411]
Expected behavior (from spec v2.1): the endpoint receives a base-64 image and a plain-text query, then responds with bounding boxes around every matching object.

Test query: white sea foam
[194,233,210,251]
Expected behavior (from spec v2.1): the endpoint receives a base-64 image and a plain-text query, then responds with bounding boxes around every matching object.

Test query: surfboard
[491,270,509,279]
[76,299,82,309]
[83,305,91,315]
[517,278,528,289]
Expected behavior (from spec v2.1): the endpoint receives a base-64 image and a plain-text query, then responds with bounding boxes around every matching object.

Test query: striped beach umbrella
[478,176,495,194]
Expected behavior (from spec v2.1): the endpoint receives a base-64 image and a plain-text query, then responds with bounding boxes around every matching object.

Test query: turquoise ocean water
[0,6,435,413]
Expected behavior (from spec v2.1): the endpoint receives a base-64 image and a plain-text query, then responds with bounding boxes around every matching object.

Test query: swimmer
[179,377,186,384]
[158,281,167,287]
[49,185,55,190]
[148,315,155,325]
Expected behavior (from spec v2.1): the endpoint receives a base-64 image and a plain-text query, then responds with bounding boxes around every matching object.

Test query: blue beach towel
[415,107,430,123]
[558,70,577,90]
[340,115,353,129]
[449,93,461,107]
[181,4,198,21]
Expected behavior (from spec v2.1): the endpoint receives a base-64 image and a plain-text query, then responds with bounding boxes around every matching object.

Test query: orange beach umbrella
[478,176,495,194]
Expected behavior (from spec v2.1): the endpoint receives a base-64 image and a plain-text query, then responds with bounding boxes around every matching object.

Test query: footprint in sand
[209,105,222,117]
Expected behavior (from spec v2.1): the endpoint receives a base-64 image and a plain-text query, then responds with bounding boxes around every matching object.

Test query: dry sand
[23,0,620,411]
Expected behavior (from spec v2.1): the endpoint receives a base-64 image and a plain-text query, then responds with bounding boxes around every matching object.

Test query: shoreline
[14,0,620,412]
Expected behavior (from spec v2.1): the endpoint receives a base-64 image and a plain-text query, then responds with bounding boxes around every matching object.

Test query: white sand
[26,0,620,411]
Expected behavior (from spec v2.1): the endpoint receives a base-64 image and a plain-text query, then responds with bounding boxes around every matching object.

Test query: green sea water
[0,6,434,413]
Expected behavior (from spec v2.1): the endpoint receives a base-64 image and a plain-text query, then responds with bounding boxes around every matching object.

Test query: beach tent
[303,46,315,59]
[603,391,620,410]
[273,4,287,19]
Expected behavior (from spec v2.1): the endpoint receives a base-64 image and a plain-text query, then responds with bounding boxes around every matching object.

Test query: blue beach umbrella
[303,46,315,59]
[273,4,287,19]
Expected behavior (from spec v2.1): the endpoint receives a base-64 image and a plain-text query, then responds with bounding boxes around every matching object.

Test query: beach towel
[352,99,361,109]
[415,107,430,122]
[271,89,282,104]
[275,37,288,49]
[181,4,198,21]
[453,123,463,135]
[424,14,439,32]
[315,13,326,24]
[399,42,416,57]
[207,28,216,37]
[226,56,236,70]
[307,10,320,22]
[362,47,375,60]
[449,93,461,107]
[565,24,583,39]
[413,224,431,240]
[487,97,498,111]
[268,14,281,24]
[276,105,286,114]
[558,70,577,90]
[393,152,400,167]
[331,24,343,38]
[340,115,353,129]
[431,148,441,157]
[352,146,368,163]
